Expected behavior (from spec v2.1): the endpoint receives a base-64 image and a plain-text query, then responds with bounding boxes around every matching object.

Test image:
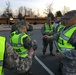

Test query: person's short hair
[61,10,76,20]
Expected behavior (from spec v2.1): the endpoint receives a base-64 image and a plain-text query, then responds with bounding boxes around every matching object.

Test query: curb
[0,24,43,31]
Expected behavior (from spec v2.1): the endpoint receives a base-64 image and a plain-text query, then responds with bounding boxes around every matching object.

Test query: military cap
[16,20,28,27]
[61,10,76,20]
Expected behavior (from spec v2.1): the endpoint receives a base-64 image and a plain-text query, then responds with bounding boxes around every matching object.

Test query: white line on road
[34,55,55,75]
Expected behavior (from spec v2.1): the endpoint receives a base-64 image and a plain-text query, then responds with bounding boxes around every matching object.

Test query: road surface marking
[34,55,55,75]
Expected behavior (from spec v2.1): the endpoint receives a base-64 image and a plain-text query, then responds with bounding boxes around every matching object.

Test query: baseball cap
[60,10,76,20]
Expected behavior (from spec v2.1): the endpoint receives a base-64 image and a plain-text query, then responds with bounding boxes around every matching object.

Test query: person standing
[10,20,37,75]
[44,10,76,75]
[41,17,54,57]
[0,35,34,75]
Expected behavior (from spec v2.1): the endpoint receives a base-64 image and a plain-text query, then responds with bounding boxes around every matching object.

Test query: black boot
[18,73,26,75]
[43,52,46,58]
[50,52,55,56]
[42,47,46,58]
[28,71,33,75]
[26,69,33,75]
[18,70,33,75]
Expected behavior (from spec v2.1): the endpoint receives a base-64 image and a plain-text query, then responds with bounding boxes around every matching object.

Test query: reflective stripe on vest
[44,23,53,33]
[10,31,29,58]
[18,33,25,45]
[0,36,6,75]
[58,25,76,52]
[11,43,23,47]
[60,34,69,41]
[58,46,74,52]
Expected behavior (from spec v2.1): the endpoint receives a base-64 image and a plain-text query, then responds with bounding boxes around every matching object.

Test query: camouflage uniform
[4,42,32,74]
[51,26,76,75]
[41,23,54,56]
[51,10,76,75]
[61,49,76,75]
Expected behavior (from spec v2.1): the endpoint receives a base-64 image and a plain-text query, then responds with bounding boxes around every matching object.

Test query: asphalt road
[0,29,61,75]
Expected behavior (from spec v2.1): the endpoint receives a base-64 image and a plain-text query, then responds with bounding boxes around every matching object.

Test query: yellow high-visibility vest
[0,36,6,75]
[58,25,76,52]
[44,23,53,33]
[10,31,30,58]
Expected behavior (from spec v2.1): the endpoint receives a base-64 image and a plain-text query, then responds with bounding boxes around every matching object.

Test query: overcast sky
[0,0,76,16]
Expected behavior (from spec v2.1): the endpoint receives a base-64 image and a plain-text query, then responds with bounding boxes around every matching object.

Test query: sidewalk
[0,24,11,31]
[31,24,43,30]
[0,24,43,31]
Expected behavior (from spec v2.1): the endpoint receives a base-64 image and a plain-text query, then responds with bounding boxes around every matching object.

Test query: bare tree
[6,1,12,16]
[24,7,35,17]
[1,1,13,26]
[62,6,70,15]
[24,7,27,16]
[55,11,62,17]
[1,10,8,17]
[37,9,40,17]
[43,3,54,20]
[14,5,36,17]
[2,1,12,17]
[54,10,62,21]
[18,6,24,15]
[27,8,31,16]
[30,10,35,17]
[17,13,24,20]
[44,3,53,15]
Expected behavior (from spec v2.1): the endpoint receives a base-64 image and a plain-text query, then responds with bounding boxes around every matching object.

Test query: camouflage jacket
[51,26,76,75]
[59,27,76,75]
[4,42,32,73]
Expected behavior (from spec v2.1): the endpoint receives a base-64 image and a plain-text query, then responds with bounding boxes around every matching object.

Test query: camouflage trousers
[62,66,76,75]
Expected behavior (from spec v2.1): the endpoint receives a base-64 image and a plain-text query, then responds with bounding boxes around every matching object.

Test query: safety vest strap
[11,43,23,47]
[18,33,25,44]
[60,34,69,41]
[58,46,74,52]
[44,23,53,32]
[62,24,76,34]
[0,61,3,66]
